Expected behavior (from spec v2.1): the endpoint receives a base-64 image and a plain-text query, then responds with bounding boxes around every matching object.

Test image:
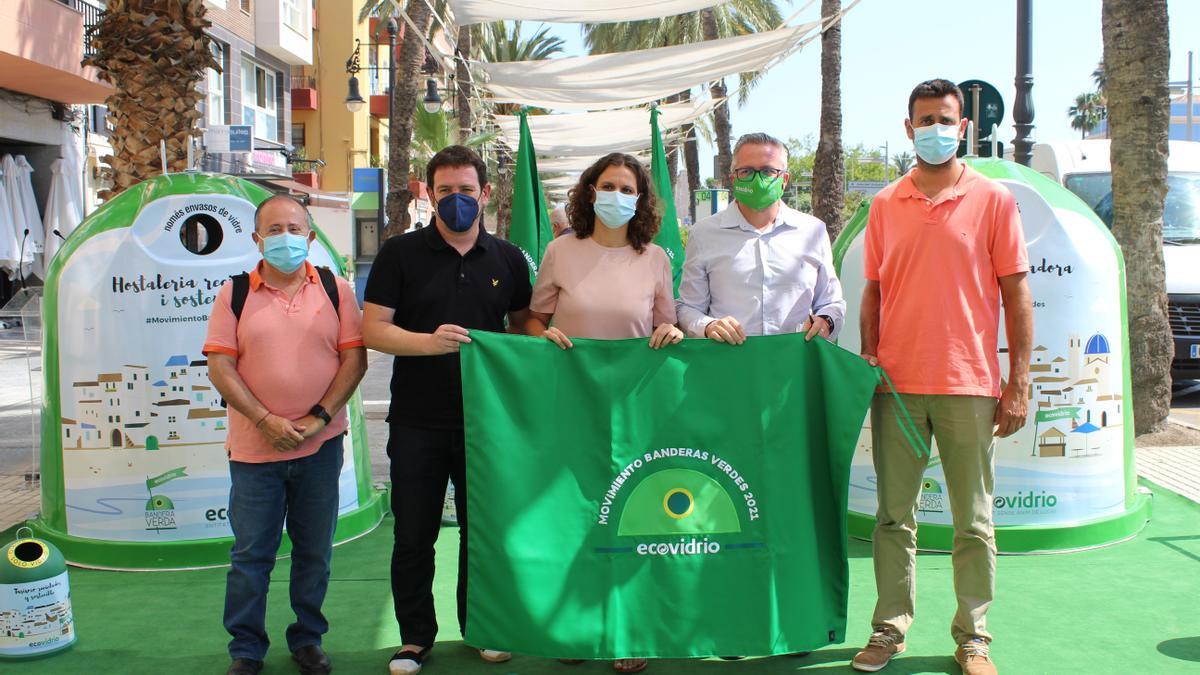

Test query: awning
[477,22,820,111]
[262,179,351,210]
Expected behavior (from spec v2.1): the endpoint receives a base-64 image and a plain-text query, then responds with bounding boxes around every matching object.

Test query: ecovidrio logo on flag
[595,447,761,557]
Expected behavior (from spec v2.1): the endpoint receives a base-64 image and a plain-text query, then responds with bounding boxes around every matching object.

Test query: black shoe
[227,658,264,675]
[718,656,745,660]
[292,644,333,675]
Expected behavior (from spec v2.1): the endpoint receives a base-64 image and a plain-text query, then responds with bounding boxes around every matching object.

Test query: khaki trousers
[870,393,997,644]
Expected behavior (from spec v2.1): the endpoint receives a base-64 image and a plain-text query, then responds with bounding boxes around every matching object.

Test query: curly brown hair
[565,153,660,253]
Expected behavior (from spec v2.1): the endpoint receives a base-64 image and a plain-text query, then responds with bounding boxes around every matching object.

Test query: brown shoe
[955,638,997,675]
[851,626,905,672]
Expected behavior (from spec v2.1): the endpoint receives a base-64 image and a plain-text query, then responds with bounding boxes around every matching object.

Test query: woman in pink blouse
[527,153,682,358]
[526,153,680,674]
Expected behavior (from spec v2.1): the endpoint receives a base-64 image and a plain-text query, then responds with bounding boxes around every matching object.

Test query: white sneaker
[479,648,512,663]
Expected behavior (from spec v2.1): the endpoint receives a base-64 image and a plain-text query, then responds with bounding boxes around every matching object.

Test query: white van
[1026,139,1200,380]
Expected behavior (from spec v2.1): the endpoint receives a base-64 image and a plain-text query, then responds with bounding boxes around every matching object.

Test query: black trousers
[387,423,468,648]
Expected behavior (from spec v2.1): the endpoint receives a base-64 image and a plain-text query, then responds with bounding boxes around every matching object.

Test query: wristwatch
[818,315,835,333]
[309,404,332,425]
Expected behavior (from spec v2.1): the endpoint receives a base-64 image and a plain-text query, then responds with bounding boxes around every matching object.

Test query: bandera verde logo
[917,477,945,515]
[596,448,760,557]
[618,468,741,536]
[144,466,187,531]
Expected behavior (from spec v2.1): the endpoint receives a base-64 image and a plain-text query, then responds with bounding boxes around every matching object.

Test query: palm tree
[360,0,434,238]
[812,0,844,240]
[1067,91,1106,139]
[84,0,216,197]
[892,151,914,177]
[1102,0,1171,434]
[410,109,498,181]
[478,21,566,63]
[583,0,785,192]
[473,22,566,237]
[1092,61,1107,93]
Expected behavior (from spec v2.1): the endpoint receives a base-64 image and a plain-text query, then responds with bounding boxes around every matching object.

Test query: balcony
[292,171,318,189]
[0,0,111,103]
[256,0,314,66]
[370,91,389,118]
[291,74,317,110]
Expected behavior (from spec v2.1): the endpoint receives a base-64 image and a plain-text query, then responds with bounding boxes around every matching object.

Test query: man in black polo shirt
[363,145,532,675]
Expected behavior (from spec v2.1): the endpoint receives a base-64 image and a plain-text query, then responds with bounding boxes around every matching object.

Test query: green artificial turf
[8,480,1199,674]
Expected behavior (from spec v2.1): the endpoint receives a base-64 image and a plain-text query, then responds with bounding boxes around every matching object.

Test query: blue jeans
[223,435,345,661]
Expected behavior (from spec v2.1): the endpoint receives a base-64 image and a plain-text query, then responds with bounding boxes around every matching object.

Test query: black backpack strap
[316,266,340,316]
[229,273,250,322]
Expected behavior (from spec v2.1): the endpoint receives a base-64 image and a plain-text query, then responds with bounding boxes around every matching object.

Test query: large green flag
[650,107,684,296]
[461,332,880,658]
[507,110,552,285]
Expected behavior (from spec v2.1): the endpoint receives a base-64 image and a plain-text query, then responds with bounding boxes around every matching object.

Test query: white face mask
[593,189,638,228]
[912,123,961,165]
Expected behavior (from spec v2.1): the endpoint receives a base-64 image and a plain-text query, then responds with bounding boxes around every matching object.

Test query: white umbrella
[1,154,35,279]
[15,156,45,278]
[0,164,18,280]
[43,158,81,272]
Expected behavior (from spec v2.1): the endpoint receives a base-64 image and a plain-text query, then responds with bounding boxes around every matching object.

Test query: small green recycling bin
[0,527,75,659]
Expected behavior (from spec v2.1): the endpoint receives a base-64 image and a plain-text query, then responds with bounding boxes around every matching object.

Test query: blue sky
[540,0,1199,179]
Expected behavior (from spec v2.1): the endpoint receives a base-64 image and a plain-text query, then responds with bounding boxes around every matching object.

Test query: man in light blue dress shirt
[677,133,846,344]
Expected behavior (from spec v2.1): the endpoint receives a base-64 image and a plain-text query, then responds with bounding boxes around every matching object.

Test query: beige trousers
[870,393,998,645]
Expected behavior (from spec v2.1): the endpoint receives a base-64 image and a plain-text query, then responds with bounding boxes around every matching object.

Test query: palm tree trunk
[702,10,733,188]
[456,25,473,143]
[812,0,845,241]
[1103,0,1172,434]
[680,90,701,222]
[84,0,215,198]
[385,0,433,239]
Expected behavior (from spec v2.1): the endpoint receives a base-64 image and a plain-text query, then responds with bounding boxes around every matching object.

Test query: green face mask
[731,172,784,210]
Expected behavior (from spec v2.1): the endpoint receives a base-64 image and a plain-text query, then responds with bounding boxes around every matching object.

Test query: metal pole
[883,141,889,183]
[385,19,398,234]
[377,167,385,239]
[1012,0,1035,166]
[1188,50,1195,142]
[971,84,982,156]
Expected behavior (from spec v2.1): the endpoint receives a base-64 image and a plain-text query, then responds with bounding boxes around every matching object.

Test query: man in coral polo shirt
[852,80,1033,675]
[204,195,367,675]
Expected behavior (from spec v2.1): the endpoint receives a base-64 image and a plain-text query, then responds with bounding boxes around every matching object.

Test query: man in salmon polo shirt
[204,195,367,675]
[851,79,1033,675]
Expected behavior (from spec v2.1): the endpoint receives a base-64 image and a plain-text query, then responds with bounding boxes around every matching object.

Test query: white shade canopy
[448,0,724,25]
[536,153,652,174]
[541,175,582,190]
[478,22,819,111]
[495,99,712,158]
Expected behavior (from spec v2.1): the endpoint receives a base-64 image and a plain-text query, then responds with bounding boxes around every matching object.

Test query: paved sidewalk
[1135,445,1200,503]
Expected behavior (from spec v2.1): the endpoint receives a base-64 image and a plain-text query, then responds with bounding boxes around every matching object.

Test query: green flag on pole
[650,107,685,295]
[508,110,553,285]
[146,466,187,492]
[461,332,880,658]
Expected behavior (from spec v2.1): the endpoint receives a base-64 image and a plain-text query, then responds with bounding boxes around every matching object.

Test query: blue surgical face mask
[260,232,309,273]
[437,192,479,233]
[912,122,961,166]
[593,189,638,229]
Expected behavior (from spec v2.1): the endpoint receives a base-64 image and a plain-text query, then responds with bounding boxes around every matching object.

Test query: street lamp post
[1013,0,1035,166]
[346,20,398,237]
